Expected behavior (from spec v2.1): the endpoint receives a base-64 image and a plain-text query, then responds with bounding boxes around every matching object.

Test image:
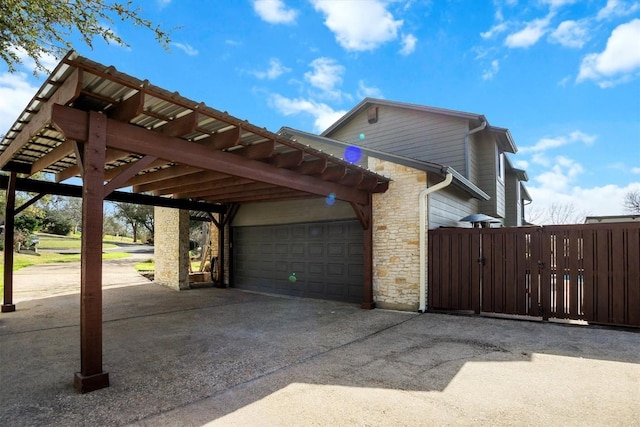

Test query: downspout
[419,169,453,313]
[464,119,487,179]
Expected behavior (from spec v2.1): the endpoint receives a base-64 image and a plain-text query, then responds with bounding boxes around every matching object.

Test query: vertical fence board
[611,228,625,325]
[504,231,516,314]
[568,230,580,318]
[582,230,595,322]
[515,229,528,315]
[471,231,481,314]
[539,229,552,320]
[428,232,441,308]
[628,228,640,326]
[595,228,610,323]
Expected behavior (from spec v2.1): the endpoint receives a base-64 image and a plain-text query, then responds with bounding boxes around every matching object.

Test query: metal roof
[0,52,390,207]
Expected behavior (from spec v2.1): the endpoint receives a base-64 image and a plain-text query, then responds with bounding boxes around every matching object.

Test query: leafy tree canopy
[0,0,170,73]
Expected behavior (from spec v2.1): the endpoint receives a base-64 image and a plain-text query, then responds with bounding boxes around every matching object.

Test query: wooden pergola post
[2,171,17,313]
[352,195,375,309]
[73,111,109,393]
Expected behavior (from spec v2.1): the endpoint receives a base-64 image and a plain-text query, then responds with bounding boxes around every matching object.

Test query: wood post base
[360,301,376,310]
[74,371,110,393]
[1,304,16,313]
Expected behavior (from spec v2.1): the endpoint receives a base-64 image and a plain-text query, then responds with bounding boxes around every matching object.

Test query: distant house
[585,215,640,224]
[232,98,531,310]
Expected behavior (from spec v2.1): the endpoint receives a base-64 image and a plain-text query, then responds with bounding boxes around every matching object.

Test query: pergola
[0,51,389,392]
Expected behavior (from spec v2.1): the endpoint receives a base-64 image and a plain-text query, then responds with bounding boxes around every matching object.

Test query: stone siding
[154,207,190,290]
[370,158,426,311]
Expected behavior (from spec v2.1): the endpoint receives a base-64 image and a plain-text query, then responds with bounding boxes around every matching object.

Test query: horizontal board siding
[476,134,498,216]
[328,105,469,173]
[428,187,478,229]
[504,174,520,226]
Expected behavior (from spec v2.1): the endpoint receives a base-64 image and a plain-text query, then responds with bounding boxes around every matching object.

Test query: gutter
[464,119,487,179]
[419,170,453,312]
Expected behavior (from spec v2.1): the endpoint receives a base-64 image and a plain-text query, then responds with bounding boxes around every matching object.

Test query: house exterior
[228,98,531,311]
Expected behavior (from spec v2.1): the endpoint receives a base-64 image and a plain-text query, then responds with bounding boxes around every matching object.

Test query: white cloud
[172,42,199,56]
[157,0,172,8]
[520,130,597,153]
[253,58,291,80]
[632,167,640,174]
[481,22,508,39]
[399,34,417,55]
[597,0,640,21]
[577,19,640,87]
[505,14,553,48]
[357,80,384,99]
[540,0,578,9]
[0,72,39,137]
[482,60,500,80]
[304,57,345,99]
[549,20,589,48]
[268,94,346,132]
[311,0,403,51]
[534,156,584,192]
[253,0,298,24]
[528,182,640,223]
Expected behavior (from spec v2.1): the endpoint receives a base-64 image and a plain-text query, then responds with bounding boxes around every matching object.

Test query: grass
[37,235,119,250]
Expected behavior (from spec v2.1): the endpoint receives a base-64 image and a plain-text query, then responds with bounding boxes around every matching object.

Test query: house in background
[232,98,531,311]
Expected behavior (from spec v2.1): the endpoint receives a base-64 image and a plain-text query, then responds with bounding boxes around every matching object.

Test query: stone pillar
[370,158,426,311]
[154,207,190,290]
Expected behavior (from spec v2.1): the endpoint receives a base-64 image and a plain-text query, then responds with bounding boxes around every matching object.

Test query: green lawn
[37,234,118,250]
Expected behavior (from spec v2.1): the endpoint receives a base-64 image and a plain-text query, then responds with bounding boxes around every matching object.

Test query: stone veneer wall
[370,158,426,311]
[154,207,190,290]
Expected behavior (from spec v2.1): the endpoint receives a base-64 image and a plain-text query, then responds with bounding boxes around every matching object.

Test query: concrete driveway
[0,256,638,426]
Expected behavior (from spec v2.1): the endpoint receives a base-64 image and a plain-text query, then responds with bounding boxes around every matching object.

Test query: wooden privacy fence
[428,223,640,327]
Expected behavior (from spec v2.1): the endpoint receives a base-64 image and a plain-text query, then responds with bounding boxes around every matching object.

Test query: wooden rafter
[133,170,229,194]
[174,181,278,200]
[30,139,76,175]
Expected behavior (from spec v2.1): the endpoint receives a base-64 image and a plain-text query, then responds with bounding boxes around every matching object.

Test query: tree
[0,0,170,73]
[114,202,153,242]
[623,190,640,214]
[526,202,588,225]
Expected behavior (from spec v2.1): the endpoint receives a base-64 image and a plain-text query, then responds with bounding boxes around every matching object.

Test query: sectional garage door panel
[232,221,363,303]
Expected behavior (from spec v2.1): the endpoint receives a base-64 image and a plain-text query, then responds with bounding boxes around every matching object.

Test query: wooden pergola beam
[198,127,241,150]
[104,155,158,197]
[157,111,197,137]
[134,170,230,194]
[30,139,76,175]
[0,68,83,169]
[55,148,131,182]
[51,105,371,205]
[174,181,278,200]
[108,91,144,122]
[153,175,252,197]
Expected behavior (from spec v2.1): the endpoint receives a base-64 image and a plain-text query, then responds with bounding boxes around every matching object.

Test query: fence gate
[428,223,640,328]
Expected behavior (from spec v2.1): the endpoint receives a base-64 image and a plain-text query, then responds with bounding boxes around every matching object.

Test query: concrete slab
[0,258,638,426]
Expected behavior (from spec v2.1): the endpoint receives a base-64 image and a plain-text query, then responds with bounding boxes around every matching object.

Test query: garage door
[232,220,363,303]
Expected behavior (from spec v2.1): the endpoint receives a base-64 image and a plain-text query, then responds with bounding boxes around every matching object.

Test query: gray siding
[476,133,498,217]
[428,182,478,229]
[326,104,469,173]
[232,199,356,227]
[504,173,521,226]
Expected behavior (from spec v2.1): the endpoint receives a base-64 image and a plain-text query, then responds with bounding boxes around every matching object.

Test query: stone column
[154,207,190,290]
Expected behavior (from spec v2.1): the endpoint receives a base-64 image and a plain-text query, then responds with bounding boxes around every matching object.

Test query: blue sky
[1,0,639,222]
